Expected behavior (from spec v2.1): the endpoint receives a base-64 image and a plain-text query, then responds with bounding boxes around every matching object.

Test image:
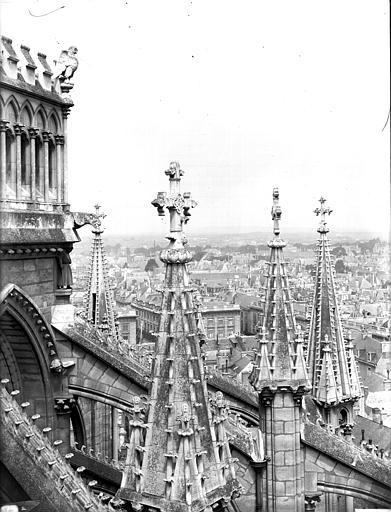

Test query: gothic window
[35,137,43,193]
[5,130,15,193]
[339,408,348,425]
[48,138,56,189]
[21,132,30,187]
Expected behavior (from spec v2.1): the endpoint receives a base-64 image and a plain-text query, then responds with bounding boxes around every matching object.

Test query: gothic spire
[250,188,310,392]
[306,198,361,410]
[83,205,120,342]
[118,162,240,511]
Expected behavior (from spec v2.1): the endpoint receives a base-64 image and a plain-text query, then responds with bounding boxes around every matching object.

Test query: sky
[1,0,390,237]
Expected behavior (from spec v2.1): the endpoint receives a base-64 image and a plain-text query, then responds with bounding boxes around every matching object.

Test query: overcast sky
[2,0,390,237]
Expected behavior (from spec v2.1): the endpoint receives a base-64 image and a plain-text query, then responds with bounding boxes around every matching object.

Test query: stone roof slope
[57,320,150,390]
[0,381,123,511]
[302,421,391,488]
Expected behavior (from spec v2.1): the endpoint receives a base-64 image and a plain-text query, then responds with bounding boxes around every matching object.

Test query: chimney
[383,369,391,391]
[372,407,382,424]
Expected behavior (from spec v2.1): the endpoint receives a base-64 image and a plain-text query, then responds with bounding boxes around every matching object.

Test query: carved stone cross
[151,162,197,236]
[314,197,332,233]
[271,187,282,237]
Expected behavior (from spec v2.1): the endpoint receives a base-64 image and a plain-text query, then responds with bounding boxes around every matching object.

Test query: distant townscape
[72,222,391,421]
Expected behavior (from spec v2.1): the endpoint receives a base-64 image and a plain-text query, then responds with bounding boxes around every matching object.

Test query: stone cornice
[0,246,69,257]
[0,74,72,108]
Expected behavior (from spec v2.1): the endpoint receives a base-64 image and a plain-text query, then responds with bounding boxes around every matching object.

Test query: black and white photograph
[0,1,390,511]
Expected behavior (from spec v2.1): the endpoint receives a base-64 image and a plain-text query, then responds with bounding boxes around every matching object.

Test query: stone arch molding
[319,479,391,509]
[0,283,71,374]
[4,95,20,122]
[20,100,34,127]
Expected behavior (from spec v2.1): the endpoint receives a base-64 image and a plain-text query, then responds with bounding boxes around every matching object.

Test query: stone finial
[152,162,197,263]
[151,162,197,234]
[314,196,332,234]
[271,187,282,236]
[92,204,106,233]
[165,161,184,180]
[269,188,286,248]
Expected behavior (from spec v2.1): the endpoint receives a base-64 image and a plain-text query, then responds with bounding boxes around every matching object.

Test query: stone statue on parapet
[55,46,79,83]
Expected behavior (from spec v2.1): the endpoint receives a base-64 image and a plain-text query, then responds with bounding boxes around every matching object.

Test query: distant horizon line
[88,226,389,239]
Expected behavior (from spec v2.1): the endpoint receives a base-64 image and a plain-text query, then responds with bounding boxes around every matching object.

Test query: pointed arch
[0,284,63,371]
[47,110,61,134]
[20,100,34,128]
[5,96,20,124]
[35,134,44,195]
[0,96,5,119]
[5,127,16,195]
[70,401,86,448]
[34,106,47,130]
[21,130,31,187]
[0,284,62,425]
[48,137,56,190]
[338,407,349,425]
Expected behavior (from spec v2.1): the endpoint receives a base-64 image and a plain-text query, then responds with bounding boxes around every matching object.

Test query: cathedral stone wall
[0,256,55,313]
[230,448,256,512]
